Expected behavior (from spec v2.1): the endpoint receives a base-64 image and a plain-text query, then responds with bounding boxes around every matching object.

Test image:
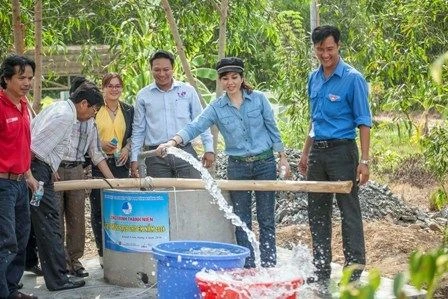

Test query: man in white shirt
[30,80,103,291]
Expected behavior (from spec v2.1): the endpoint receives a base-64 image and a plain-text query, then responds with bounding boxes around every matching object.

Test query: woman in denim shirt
[159,57,290,268]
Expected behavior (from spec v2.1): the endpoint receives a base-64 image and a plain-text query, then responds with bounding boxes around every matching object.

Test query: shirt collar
[148,80,181,92]
[318,57,345,78]
[219,89,252,107]
[0,90,28,107]
[67,99,78,123]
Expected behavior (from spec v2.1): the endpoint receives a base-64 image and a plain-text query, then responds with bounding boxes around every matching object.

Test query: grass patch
[371,119,421,182]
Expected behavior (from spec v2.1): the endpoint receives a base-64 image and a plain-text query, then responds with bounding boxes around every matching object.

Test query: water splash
[165,147,319,297]
[166,147,262,267]
[196,267,304,298]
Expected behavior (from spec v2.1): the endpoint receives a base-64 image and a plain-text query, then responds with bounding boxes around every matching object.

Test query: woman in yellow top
[89,72,134,261]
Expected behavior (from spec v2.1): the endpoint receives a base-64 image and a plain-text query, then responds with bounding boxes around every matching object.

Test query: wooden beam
[54,178,353,194]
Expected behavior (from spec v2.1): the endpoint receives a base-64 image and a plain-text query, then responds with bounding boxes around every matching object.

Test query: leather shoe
[25,265,43,276]
[48,278,85,291]
[72,268,89,277]
[7,291,38,299]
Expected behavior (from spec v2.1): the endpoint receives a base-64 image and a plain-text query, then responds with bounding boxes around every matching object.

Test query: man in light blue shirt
[130,50,214,178]
[299,25,372,289]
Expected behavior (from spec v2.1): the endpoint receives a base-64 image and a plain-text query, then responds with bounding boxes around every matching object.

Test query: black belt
[59,161,83,168]
[31,156,52,169]
[312,139,354,149]
[229,149,273,163]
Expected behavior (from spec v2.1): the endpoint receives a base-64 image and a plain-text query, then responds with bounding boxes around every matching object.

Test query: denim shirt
[178,89,284,157]
[308,58,372,140]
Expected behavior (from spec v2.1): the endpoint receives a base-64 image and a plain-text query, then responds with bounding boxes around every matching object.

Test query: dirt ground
[276,182,447,297]
[82,181,447,297]
[79,113,447,295]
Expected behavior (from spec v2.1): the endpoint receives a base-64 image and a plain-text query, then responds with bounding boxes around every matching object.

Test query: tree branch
[160,0,206,107]
[12,0,25,54]
[208,0,220,12]
[33,0,43,113]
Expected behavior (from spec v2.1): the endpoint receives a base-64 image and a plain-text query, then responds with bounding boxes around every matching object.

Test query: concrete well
[101,189,235,287]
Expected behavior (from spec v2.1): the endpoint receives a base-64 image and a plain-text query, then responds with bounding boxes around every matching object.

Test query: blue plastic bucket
[152,240,250,299]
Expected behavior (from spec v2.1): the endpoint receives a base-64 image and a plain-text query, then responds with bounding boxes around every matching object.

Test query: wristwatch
[360,159,369,165]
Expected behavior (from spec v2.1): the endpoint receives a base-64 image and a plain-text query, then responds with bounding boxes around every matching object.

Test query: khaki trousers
[55,164,86,271]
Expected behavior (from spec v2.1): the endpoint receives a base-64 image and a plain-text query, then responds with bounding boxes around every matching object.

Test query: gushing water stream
[165,147,317,298]
[166,147,262,267]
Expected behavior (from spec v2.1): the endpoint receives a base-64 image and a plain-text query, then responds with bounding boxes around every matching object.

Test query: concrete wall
[103,189,236,287]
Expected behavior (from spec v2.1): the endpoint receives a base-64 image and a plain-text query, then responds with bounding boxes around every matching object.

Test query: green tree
[272,10,311,147]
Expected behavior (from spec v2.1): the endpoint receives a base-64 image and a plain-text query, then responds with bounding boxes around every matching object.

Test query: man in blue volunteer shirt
[299,25,372,288]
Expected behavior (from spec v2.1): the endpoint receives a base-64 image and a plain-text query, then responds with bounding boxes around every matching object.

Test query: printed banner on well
[103,189,169,253]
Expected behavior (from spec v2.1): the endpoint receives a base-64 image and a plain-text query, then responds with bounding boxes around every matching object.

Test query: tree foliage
[1,0,447,144]
[420,125,448,210]
[318,0,448,118]
[271,10,311,146]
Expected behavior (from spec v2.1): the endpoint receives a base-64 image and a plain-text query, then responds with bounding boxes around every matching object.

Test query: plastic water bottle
[110,137,118,146]
[111,137,124,167]
[114,149,125,167]
[30,181,44,207]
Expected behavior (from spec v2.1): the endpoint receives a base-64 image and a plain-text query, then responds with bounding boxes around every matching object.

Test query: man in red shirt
[0,54,39,299]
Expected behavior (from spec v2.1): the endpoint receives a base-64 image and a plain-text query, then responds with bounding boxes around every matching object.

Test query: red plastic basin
[196,268,304,299]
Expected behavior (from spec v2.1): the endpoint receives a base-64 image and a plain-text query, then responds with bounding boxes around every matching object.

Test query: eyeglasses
[88,104,100,114]
[106,84,122,89]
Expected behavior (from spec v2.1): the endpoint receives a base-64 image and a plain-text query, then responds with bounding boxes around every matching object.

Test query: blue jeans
[307,141,365,280]
[227,155,277,268]
[0,178,30,297]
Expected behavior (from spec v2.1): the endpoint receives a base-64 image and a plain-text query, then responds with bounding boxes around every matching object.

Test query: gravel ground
[213,149,447,231]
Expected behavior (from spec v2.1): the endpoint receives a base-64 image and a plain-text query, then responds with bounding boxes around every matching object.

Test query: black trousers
[307,141,365,280]
[89,158,129,257]
[30,160,70,290]
[25,224,38,268]
[144,143,201,178]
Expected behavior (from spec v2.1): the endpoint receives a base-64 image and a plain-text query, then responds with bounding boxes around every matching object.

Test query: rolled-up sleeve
[88,123,107,165]
[352,75,372,127]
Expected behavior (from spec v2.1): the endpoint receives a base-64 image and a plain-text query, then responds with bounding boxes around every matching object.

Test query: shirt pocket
[309,91,320,115]
[247,109,263,128]
[218,115,240,146]
[175,99,191,120]
[220,115,238,131]
[323,93,344,117]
